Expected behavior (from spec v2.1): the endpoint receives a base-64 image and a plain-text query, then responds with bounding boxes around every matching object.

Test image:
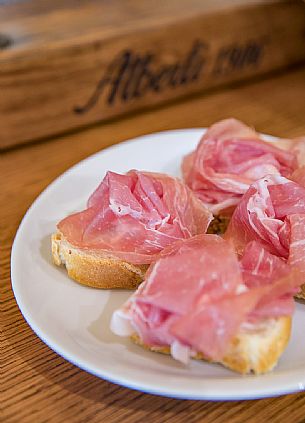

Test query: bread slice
[130,316,291,374]
[51,231,148,289]
[296,284,305,300]
[207,214,231,235]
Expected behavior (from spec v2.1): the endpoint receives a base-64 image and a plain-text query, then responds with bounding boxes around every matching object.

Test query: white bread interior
[52,231,148,289]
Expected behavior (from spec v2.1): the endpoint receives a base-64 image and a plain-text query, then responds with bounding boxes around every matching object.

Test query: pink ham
[58,170,212,264]
[240,241,291,288]
[225,174,305,280]
[135,235,243,316]
[288,214,305,271]
[240,241,300,319]
[111,235,299,363]
[182,119,301,214]
[170,289,262,360]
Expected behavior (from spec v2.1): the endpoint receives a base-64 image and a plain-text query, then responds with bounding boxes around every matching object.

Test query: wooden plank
[2,67,305,423]
[1,0,305,149]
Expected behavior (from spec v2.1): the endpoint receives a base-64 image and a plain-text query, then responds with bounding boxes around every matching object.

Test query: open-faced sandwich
[51,120,305,376]
[111,234,303,374]
[52,170,212,289]
[225,173,305,300]
[182,118,305,234]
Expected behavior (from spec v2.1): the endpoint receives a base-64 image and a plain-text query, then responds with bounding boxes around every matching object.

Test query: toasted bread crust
[296,284,305,300]
[52,232,148,289]
[130,316,291,374]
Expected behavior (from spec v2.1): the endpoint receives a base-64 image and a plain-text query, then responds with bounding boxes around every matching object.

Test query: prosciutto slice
[111,235,300,364]
[240,241,291,288]
[182,119,303,215]
[240,241,300,318]
[225,174,305,282]
[58,170,212,264]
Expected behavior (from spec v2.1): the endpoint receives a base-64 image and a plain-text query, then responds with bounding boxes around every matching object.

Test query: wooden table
[2,67,305,423]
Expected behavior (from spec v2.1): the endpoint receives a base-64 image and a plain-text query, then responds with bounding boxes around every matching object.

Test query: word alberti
[74,39,265,114]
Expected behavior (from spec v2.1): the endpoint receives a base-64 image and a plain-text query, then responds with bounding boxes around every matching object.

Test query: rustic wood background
[2,66,305,422]
[1,0,305,149]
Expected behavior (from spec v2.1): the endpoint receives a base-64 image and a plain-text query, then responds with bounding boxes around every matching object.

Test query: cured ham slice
[135,235,243,315]
[226,174,305,282]
[170,289,261,360]
[182,119,302,214]
[58,170,212,264]
[111,235,300,363]
[240,241,300,319]
[287,214,305,271]
[240,241,291,288]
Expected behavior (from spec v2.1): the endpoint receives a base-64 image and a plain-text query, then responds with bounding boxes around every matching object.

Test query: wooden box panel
[1,0,305,149]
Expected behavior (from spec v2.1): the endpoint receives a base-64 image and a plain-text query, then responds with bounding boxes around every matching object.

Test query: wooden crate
[1,0,305,149]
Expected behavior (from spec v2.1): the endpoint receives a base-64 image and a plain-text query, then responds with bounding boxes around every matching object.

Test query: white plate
[11,129,305,400]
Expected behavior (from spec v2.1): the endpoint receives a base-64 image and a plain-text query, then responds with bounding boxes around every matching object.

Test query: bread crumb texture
[52,232,147,289]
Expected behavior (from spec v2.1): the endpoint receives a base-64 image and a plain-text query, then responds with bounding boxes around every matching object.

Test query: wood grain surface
[2,67,305,423]
[1,0,305,149]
